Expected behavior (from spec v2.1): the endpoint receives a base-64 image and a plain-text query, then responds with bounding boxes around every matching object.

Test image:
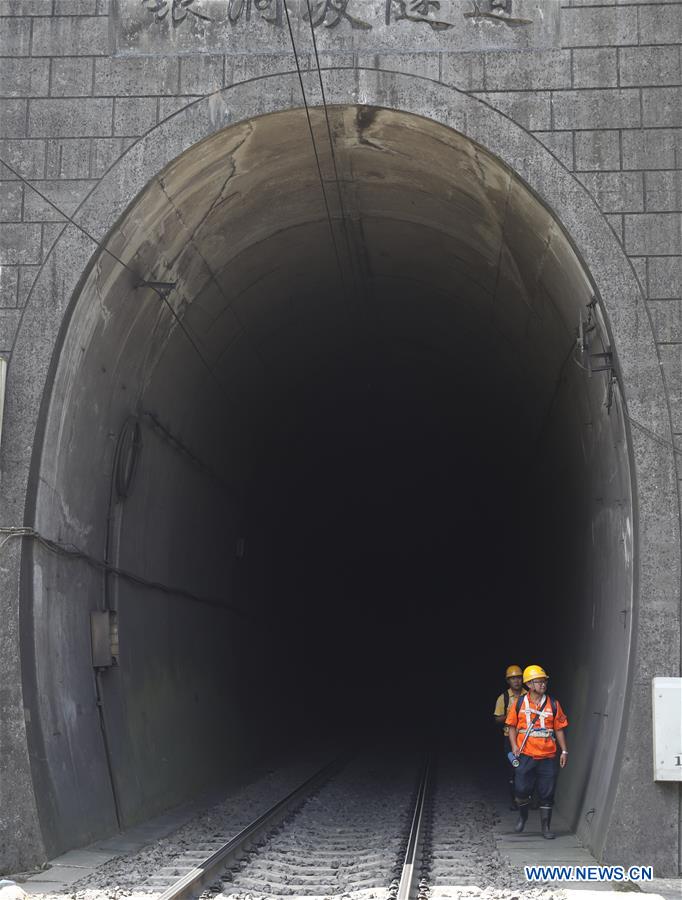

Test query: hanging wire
[303,0,363,300]
[0,526,259,620]
[0,155,230,402]
[282,0,353,306]
[624,412,682,457]
[142,410,240,500]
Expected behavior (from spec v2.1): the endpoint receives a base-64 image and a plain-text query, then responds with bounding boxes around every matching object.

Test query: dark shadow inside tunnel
[249,366,547,743]
[23,105,634,860]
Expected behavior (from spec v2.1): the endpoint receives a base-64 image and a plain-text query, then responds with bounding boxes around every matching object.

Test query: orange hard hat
[505,665,523,678]
[523,664,548,683]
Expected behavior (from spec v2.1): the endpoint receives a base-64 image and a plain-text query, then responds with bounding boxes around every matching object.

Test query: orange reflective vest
[505,693,568,759]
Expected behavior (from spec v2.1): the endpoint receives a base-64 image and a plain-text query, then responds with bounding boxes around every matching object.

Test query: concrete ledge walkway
[493,802,680,900]
[494,801,600,882]
[19,787,228,895]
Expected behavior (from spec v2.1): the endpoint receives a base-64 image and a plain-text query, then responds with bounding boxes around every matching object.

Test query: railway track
[63,752,523,900]
[154,753,425,900]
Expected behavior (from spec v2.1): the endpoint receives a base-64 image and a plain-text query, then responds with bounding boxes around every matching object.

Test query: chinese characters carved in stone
[140,0,530,32]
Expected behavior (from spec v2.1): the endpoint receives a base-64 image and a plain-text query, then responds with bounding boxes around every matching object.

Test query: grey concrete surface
[496,805,681,897]
[19,788,227,894]
[495,804,600,874]
[0,0,680,881]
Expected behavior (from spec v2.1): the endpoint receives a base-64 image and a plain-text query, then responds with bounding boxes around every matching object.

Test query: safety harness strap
[518,694,557,743]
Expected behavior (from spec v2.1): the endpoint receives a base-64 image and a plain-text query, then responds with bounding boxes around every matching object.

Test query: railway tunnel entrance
[23,106,634,866]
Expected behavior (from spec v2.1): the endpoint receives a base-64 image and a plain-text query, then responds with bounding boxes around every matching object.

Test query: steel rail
[396,758,432,900]
[157,755,347,900]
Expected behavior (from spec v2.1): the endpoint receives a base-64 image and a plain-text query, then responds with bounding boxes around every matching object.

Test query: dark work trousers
[514,754,558,807]
[503,736,516,802]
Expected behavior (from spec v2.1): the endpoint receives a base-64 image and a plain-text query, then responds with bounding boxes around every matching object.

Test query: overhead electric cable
[282,0,352,305]
[624,412,682,457]
[0,155,233,405]
[304,0,363,300]
[0,527,259,620]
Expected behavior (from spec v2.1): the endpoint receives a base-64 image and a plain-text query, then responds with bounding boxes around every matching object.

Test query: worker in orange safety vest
[494,665,526,810]
[505,664,568,840]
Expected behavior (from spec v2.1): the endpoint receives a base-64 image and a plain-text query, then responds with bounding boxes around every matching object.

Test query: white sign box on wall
[652,678,682,781]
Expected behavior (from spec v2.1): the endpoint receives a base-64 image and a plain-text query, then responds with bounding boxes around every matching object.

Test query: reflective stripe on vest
[518,728,555,739]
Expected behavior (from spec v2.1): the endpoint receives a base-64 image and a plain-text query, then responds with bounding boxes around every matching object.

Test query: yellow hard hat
[523,664,548,683]
[506,665,523,678]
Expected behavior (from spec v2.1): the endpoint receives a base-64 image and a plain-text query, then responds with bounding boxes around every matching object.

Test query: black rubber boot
[509,781,517,811]
[540,807,555,840]
[514,802,529,833]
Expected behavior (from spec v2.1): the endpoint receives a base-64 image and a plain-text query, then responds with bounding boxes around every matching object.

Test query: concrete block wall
[463,2,682,444]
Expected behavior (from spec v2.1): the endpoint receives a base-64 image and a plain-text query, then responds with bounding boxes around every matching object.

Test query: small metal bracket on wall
[587,350,615,376]
[576,298,618,412]
[588,348,617,413]
[136,280,177,300]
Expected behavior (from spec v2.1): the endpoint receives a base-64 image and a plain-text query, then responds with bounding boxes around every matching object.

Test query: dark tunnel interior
[248,364,547,743]
[25,105,634,856]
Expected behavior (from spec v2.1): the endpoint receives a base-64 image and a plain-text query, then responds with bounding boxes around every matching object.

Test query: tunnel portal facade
[0,1,681,881]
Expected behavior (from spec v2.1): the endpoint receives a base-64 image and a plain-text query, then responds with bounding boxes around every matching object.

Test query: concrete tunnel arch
[2,71,679,876]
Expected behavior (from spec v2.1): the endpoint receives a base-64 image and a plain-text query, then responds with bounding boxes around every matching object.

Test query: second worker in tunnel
[506,665,568,840]
[494,665,526,810]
